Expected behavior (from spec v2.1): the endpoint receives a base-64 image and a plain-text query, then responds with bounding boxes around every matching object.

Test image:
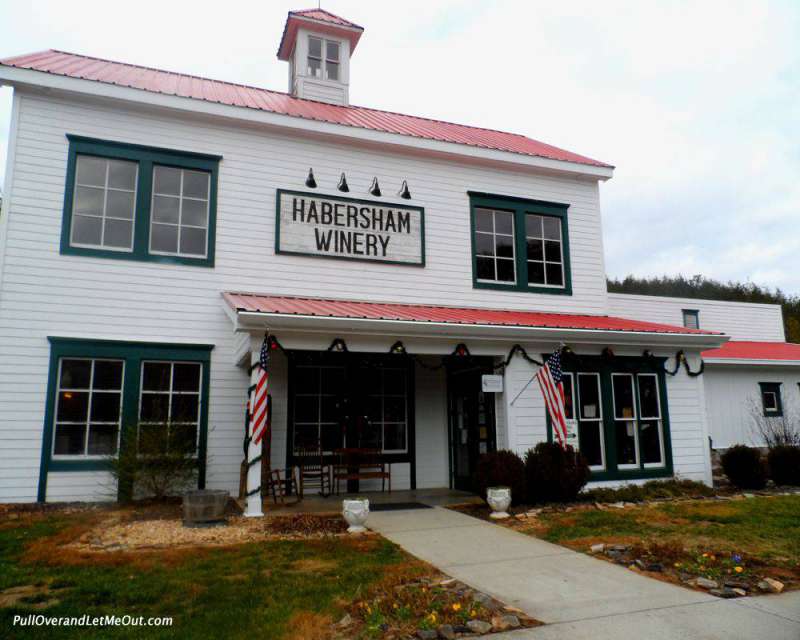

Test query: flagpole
[510,372,538,407]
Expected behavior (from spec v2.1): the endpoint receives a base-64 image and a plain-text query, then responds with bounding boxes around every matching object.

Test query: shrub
[476,450,526,506]
[767,445,800,486]
[524,442,590,503]
[579,478,715,504]
[720,445,767,490]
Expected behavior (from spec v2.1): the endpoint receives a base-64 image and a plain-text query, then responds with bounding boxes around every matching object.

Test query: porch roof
[222,293,727,347]
[702,340,800,366]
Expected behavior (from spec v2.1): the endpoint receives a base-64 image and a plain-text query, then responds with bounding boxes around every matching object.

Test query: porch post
[245,346,264,518]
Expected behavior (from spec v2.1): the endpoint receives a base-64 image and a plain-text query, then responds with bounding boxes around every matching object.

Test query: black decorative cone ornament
[398,180,411,199]
[389,340,407,355]
[337,172,349,192]
[305,168,317,188]
[369,177,381,197]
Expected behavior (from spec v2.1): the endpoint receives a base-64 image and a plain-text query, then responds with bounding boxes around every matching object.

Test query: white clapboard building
[0,9,792,504]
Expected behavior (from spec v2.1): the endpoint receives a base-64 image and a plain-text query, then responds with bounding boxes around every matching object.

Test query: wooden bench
[332,448,391,494]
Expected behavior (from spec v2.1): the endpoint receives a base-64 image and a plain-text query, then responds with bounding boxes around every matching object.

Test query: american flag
[536,348,568,448]
[250,335,270,445]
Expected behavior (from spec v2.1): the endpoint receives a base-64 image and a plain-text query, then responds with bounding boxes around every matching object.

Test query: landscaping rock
[646,562,664,572]
[733,588,747,597]
[491,614,521,631]
[437,624,456,639]
[335,614,352,628]
[611,544,630,552]
[634,559,647,570]
[590,543,605,553]
[417,630,438,640]
[758,578,784,593]
[694,577,719,590]
[710,588,739,599]
[472,592,501,611]
[723,580,749,590]
[453,625,471,635]
[466,620,493,634]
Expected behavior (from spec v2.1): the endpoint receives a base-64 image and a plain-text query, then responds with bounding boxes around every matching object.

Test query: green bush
[767,445,800,486]
[720,445,767,490]
[580,479,714,504]
[524,442,590,503]
[476,450,526,506]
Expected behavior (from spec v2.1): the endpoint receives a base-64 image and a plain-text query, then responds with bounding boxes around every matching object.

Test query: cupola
[277,8,364,106]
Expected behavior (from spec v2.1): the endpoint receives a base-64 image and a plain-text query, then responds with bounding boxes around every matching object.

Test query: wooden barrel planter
[183,489,229,526]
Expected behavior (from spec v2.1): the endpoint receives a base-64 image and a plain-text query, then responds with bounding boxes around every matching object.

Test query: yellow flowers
[427,612,437,623]
[674,562,682,568]
[392,603,399,610]
[470,610,477,618]
[452,603,462,612]
[734,566,744,573]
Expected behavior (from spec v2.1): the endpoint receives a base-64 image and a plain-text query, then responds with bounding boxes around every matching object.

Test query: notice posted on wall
[276,190,425,265]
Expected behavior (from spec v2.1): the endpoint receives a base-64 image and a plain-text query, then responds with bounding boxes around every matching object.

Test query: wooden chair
[267,467,300,504]
[295,444,332,498]
[332,448,391,495]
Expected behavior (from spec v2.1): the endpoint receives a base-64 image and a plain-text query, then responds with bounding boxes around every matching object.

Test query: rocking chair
[266,467,300,504]
[295,444,332,497]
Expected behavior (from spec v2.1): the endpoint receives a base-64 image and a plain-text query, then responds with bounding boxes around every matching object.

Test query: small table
[332,448,391,494]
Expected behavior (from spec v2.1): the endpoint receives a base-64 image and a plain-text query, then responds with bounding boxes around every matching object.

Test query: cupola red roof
[277,8,364,61]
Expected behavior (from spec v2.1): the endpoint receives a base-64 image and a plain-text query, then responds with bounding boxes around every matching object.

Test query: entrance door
[447,363,496,492]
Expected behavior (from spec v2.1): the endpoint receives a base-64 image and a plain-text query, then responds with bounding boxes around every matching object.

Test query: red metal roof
[0,49,611,169]
[223,293,721,335]
[703,341,800,362]
[289,8,363,29]
[277,8,364,60]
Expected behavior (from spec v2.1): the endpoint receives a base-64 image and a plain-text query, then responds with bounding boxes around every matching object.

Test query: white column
[244,345,263,518]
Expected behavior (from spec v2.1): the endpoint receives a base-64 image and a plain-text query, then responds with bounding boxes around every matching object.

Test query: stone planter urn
[342,498,370,533]
[486,486,511,519]
[183,489,229,526]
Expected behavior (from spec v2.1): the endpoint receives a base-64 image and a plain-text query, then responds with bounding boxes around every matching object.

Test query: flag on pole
[250,335,270,445]
[536,348,568,448]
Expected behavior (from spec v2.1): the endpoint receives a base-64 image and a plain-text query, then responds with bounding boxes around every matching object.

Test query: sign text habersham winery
[276,190,425,265]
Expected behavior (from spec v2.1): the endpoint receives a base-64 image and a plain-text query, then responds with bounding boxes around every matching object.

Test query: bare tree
[748,397,800,448]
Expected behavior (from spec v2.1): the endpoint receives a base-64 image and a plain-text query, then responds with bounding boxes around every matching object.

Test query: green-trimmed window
[61,135,221,266]
[682,309,699,329]
[759,382,783,417]
[469,192,572,295]
[39,338,213,502]
[553,355,673,481]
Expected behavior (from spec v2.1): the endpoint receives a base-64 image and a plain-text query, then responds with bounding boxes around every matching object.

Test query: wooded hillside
[607,274,800,343]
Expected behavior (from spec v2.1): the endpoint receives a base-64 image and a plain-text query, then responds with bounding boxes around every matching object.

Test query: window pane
[180,227,207,256]
[90,392,121,422]
[327,61,339,81]
[359,422,381,449]
[384,423,406,451]
[320,367,344,395]
[294,397,319,423]
[182,171,209,199]
[105,189,134,219]
[320,425,343,452]
[475,209,493,232]
[683,311,699,329]
[578,421,602,467]
[151,223,179,253]
[578,374,600,419]
[140,393,170,422]
[107,159,137,190]
[495,235,514,258]
[640,421,663,464]
[527,261,545,285]
[295,367,319,394]
[615,421,638,465]
[103,219,133,248]
[546,263,563,286]
[383,369,406,393]
[143,362,172,391]
[527,238,544,261]
[475,233,494,256]
[181,199,208,227]
[326,40,340,61]
[320,395,339,423]
[152,195,180,224]
[173,363,201,391]
[613,375,635,419]
[153,166,181,195]
[169,424,197,454]
[88,424,118,455]
[542,216,561,240]
[544,240,561,262]
[494,211,513,235]
[171,394,199,423]
[74,186,104,215]
[54,424,86,455]
[496,258,515,282]
[60,359,92,389]
[309,36,322,58]
[476,257,495,280]
[76,156,107,187]
[384,397,405,422]
[294,424,319,451]
[638,375,660,418]
[763,392,777,411]
[562,373,574,420]
[93,361,123,389]
[525,214,543,238]
[57,391,89,422]
[365,396,382,422]
[72,215,103,246]
[308,57,321,76]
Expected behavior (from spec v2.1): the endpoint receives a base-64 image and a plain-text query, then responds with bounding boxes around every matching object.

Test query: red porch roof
[0,50,611,169]
[702,341,800,362]
[223,293,722,336]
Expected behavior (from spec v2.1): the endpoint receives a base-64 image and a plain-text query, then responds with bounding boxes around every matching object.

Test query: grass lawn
[0,510,414,639]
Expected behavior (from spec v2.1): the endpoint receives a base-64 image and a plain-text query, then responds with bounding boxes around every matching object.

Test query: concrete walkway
[367,506,800,640]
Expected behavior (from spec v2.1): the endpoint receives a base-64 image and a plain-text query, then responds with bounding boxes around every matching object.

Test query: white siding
[704,365,800,449]
[46,471,115,502]
[608,293,785,341]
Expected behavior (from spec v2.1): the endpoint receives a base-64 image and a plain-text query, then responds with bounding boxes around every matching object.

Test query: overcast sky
[1,1,798,292]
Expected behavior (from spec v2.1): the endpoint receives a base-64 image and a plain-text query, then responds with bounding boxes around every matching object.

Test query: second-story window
[682,309,699,329]
[151,166,211,258]
[308,36,341,81]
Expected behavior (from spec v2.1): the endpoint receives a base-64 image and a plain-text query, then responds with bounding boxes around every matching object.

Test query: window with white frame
[150,166,211,258]
[364,367,408,453]
[474,207,516,284]
[293,363,346,453]
[682,309,699,329]
[53,358,124,457]
[139,361,203,454]
[759,382,783,417]
[612,373,639,469]
[638,373,665,466]
[308,36,341,81]
[576,372,605,470]
[526,214,565,287]
[71,155,137,250]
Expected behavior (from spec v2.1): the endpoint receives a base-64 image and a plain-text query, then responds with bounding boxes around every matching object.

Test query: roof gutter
[703,358,800,367]
[231,310,728,349]
[0,66,614,180]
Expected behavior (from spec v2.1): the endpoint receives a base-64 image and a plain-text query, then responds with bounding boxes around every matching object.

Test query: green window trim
[546,354,674,481]
[468,191,572,296]
[758,382,783,417]
[682,309,700,330]
[61,135,221,267]
[38,337,214,502]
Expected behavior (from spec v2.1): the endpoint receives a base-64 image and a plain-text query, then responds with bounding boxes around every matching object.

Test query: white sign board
[481,374,504,393]
[276,190,425,265]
